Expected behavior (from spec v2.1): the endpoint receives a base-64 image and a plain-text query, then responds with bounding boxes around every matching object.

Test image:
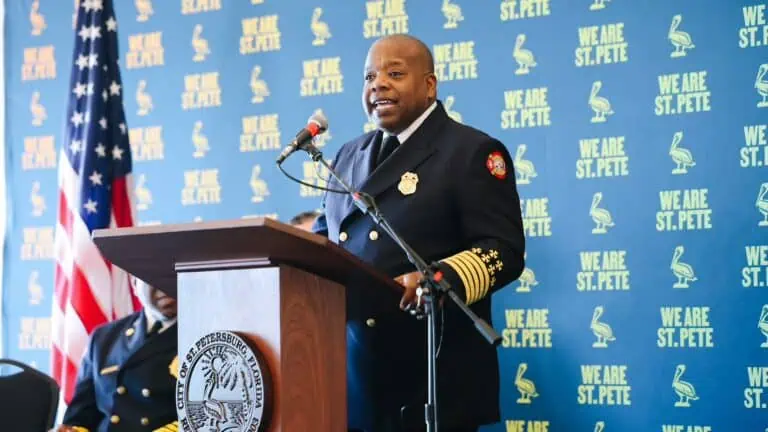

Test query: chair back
[0,359,59,431]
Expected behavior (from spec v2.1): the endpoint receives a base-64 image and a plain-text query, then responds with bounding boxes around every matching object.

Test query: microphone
[276,112,329,164]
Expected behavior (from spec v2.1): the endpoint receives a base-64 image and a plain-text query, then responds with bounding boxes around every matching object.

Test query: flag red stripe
[52,345,79,404]
[111,176,133,228]
[69,265,109,334]
[54,264,70,313]
[58,189,74,238]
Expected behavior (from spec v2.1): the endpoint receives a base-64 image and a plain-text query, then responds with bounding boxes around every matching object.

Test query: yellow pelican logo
[671,245,697,289]
[759,304,768,348]
[516,266,538,293]
[514,144,536,185]
[445,96,463,123]
[135,174,153,211]
[250,165,270,203]
[30,0,47,36]
[311,8,331,46]
[757,182,768,226]
[517,253,538,293]
[589,0,610,11]
[591,306,615,348]
[672,364,699,407]
[30,181,46,217]
[136,0,154,22]
[191,24,211,62]
[590,192,614,234]
[28,271,43,306]
[757,64,768,108]
[192,121,209,159]
[30,91,47,126]
[442,0,464,29]
[669,131,695,174]
[136,80,154,116]
[669,15,695,58]
[513,34,536,75]
[250,66,270,104]
[514,363,538,404]
[589,81,613,123]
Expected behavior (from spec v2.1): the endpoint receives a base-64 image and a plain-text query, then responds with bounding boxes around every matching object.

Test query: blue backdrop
[4,0,768,430]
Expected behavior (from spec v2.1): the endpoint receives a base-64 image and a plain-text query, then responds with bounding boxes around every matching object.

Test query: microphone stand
[282,143,501,432]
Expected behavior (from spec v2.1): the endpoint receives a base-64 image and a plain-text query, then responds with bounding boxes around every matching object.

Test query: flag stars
[95,143,107,158]
[78,25,101,41]
[91,26,102,40]
[73,83,86,99]
[81,0,102,12]
[70,139,82,154]
[112,146,124,160]
[119,123,127,135]
[78,26,91,41]
[109,81,121,96]
[102,90,108,102]
[71,111,84,127]
[76,54,89,70]
[106,16,117,32]
[89,170,103,186]
[88,54,99,68]
[99,117,108,130]
[84,199,98,214]
[87,83,95,96]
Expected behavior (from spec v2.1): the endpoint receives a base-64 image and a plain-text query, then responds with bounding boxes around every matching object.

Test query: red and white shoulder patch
[486,151,507,179]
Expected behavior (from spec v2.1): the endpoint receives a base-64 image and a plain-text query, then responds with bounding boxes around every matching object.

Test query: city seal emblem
[176,331,272,432]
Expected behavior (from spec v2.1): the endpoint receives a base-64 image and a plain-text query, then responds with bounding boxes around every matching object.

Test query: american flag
[52,0,141,406]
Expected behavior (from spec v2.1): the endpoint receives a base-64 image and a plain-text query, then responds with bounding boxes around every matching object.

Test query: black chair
[0,359,59,431]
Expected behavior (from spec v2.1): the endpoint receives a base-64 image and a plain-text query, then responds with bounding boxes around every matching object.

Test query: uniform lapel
[120,311,147,361]
[338,131,381,225]
[121,321,177,370]
[358,103,447,200]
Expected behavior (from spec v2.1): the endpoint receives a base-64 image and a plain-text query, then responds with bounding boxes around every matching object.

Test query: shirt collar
[382,100,438,145]
[145,311,176,334]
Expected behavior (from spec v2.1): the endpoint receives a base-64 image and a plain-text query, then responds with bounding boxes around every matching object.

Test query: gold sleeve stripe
[72,427,89,432]
[443,255,475,303]
[153,421,179,432]
[464,251,491,299]
[452,253,482,303]
[442,250,493,304]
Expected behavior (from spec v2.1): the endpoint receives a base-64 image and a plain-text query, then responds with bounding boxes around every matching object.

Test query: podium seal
[176,331,272,431]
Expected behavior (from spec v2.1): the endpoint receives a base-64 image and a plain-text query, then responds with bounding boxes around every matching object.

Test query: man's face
[150,286,177,319]
[362,38,436,135]
[294,219,315,232]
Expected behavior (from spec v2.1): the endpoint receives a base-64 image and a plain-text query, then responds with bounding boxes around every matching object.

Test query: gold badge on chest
[398,172,418,196]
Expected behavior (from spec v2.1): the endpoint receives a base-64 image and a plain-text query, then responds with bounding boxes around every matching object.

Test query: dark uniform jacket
[63,310,178,431]
[313,101,525,430]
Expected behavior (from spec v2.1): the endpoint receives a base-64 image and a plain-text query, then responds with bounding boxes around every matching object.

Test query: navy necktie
[146,320,162,338]
[375,135,400,168]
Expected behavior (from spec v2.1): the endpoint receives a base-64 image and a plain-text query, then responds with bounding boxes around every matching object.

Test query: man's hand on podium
[396,271,423,311]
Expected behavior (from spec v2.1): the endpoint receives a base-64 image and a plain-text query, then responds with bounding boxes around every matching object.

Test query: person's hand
[395,271,424,311]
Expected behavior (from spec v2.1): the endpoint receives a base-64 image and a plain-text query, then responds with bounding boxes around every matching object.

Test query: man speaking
[313,34,526,432]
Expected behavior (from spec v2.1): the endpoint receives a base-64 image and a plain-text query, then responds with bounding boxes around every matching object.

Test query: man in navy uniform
[313,34,525,431]
[53,278,179,431]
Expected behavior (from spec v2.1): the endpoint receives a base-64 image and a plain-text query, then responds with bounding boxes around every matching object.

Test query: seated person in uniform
[52,278,179,432]
[289,210,321,232]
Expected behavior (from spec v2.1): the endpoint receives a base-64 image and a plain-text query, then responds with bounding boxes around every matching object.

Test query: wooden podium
[93,217,403,431]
